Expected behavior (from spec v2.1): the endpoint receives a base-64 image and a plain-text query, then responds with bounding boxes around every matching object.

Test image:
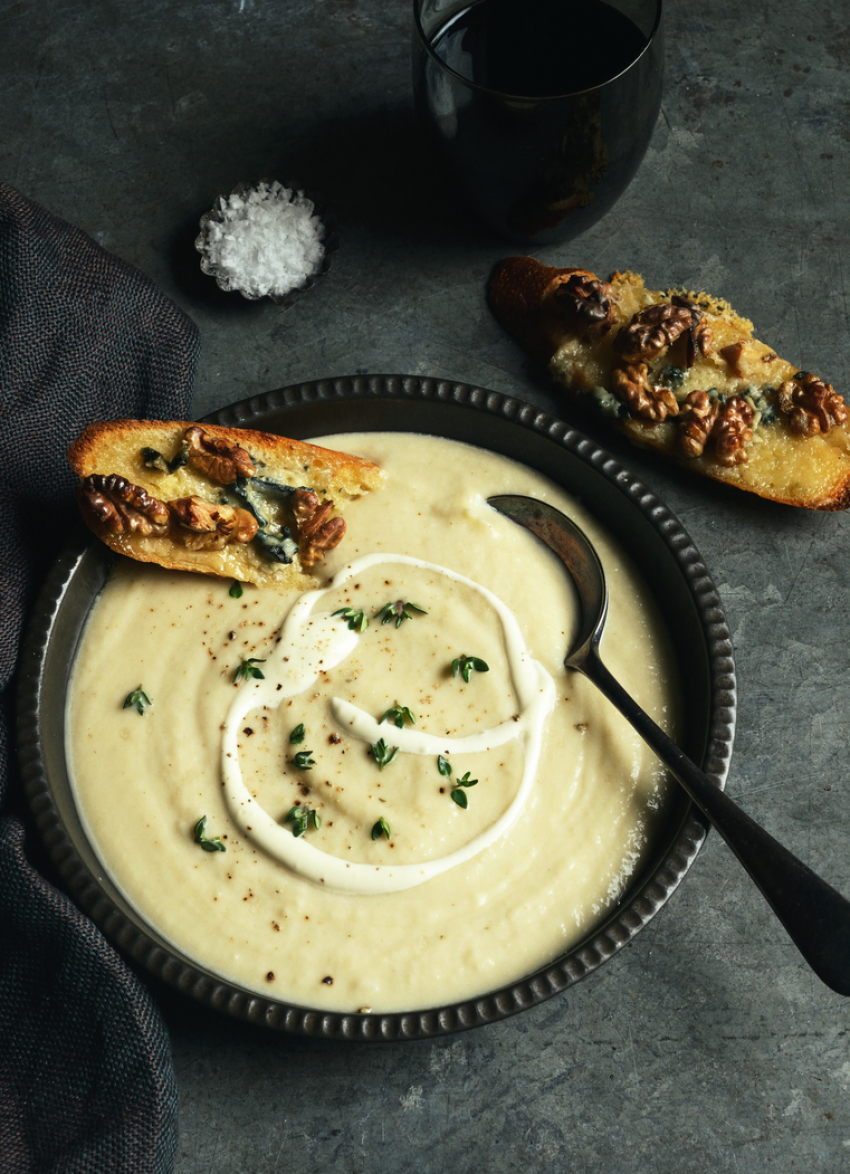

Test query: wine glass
[412,0,664,245]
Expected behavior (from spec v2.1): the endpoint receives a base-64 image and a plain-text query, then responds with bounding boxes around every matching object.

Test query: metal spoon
[489,493,850,995]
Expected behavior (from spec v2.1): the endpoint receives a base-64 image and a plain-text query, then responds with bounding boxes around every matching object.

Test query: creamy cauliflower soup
[66,433,677,1013]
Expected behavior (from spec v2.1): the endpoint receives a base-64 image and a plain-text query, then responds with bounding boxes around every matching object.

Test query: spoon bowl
[489,493,850,995]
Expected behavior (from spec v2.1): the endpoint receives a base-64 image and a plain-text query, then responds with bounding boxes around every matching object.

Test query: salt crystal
[198,181,327,300]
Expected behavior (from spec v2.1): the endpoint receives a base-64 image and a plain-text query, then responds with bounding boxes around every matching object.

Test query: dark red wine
[431,0,648,97]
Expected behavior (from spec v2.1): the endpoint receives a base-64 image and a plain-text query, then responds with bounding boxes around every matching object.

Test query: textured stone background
[3,0,850,1170]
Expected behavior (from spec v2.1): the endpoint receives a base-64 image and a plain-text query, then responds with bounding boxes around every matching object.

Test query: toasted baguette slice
[68,420,385,588]
[488,257,850,510]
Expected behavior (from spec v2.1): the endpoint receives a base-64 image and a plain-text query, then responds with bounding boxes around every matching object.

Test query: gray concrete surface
[4,0,850,1170]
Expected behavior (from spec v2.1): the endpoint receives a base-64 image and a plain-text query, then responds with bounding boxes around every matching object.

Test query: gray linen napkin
[0,181,200,1174]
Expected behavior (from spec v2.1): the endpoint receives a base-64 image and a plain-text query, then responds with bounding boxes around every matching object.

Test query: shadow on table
[148,968,433,1057]
[281,105,490,246]
[167,104,497,304]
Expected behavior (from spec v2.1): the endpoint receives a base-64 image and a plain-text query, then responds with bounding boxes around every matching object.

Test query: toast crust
[488,257,850,511]
[68,420,385,587]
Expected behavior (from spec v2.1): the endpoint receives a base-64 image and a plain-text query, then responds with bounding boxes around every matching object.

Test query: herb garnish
[380,704,416,729]
[229,581,244,599]
[437,755,452,778]
[376,600,428,628]
[371,738,399,770]
[289,723,306,744]
[333,607,368,633]
[123,686,152,716]
[451,655,490,683]
[289,750,316,771]
[450,772,478,808]
[284,806,321,837]
[233,657,266,684]
[193,815,226,852]
[371,817,391,841]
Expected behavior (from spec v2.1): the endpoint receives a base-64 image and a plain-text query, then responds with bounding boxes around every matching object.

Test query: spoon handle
[582,647,850,995]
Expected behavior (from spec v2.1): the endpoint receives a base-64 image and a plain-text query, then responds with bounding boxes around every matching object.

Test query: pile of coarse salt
[199,181,326,300]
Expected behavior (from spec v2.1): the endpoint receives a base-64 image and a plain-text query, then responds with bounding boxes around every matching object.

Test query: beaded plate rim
[18,375,736,1041]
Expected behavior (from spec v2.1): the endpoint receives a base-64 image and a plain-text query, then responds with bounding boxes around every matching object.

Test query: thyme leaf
[194,815,226,852]
[451,655,489,684]
[380,703,416,729]
[229,581,244,599]
[450,772,477,808]
[289,750,316,771]
[289,723,306,745]
[437,755,452,778]
[233,657,266,684]
[371,816,391,841]
[333,606,368,633]
[123,686,152,716]
[376,600,428,629]
[371,738,399,770]
[283,805,321,837]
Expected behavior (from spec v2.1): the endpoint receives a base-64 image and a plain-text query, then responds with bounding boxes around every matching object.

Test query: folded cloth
[0,182,200,1174]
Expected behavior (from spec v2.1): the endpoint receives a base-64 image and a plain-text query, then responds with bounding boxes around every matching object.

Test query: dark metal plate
[17,375,736,1040]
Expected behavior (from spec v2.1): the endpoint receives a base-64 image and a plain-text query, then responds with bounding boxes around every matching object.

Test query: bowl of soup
[18,376,735,1039]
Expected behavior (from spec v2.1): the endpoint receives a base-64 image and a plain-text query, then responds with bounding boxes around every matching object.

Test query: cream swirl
[221,554,556,894]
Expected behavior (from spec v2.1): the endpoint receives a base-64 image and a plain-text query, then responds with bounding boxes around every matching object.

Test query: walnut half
[678,390,719,459]
[552,272,615,336]
[611,362,680,422]
[185,426,257,484]
[677,393,754,466]
[291,489,345,570]
[79,474,170,536]
[714,396,755,466]
[616,303,694,365]
[777,373,847,438]
[168,496,258,550]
